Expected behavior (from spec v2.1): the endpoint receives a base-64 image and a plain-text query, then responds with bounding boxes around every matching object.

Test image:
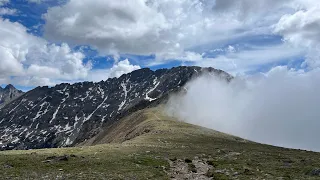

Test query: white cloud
[0,8,16,15]
[25,43,91,80]
[27,0,56,4]
[108,59,141,78]
[43,0,293,60]
[274,3,320,69]
[227,45,236,53]
[86,59,141,82]
[26,0,67,5]
[275,6,320,47]
[0,18,91,86]
[27,0,43,3]
[193,44,304,74]
[0,0,17,16]
[151,51,204,65]
[166,66,320,151]
[26,65,61,78]
[0,46,24,76]
[9,76,54,87]
[44,0,170,56]
[0,0,9,6]
[0,18,42,76]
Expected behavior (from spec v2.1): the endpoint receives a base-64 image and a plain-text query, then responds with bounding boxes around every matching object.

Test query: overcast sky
[0,0,318,90]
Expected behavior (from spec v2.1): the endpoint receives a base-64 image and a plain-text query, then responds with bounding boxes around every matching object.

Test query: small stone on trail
[3,164,13,169]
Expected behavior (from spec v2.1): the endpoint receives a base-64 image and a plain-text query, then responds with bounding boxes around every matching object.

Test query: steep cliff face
[0,84,24,109]
[0,66,231,150]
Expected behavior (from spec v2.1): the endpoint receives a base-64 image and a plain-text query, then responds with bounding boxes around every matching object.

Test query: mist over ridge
[166,66,320,152]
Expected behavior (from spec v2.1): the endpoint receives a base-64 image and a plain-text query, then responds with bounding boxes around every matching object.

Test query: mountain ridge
[0,66,232,150]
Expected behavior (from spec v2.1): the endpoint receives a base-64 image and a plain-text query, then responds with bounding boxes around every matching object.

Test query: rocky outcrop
[0,84,24,109]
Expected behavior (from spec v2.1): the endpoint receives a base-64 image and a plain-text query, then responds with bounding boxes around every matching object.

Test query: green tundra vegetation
[1,107,320,179]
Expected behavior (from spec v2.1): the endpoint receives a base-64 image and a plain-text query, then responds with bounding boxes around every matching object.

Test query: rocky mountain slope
[0,85,24,109]
[0,66,232,150]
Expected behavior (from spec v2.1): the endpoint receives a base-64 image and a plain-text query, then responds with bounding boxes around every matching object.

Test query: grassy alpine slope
[1,107,320,179]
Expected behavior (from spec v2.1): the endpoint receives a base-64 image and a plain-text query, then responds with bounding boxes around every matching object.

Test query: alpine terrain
[1,66,320,180]
[0,66,230,151]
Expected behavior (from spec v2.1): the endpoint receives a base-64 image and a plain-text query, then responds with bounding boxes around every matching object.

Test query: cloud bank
[1,0,320,87]
[42,0,292,59]
[166,66,320,152]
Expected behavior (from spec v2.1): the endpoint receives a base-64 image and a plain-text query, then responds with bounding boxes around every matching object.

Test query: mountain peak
[4,84,16,90]
[0,84,24,109]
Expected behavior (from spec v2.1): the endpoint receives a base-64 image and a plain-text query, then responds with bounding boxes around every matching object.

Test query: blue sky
[0,0,319,91]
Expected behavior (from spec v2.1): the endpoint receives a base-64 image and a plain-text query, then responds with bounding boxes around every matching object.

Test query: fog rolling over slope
[166,66,320,152]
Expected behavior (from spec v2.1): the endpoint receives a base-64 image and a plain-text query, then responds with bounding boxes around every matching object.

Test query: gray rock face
[0,66,231,150]
[0,84,24,109]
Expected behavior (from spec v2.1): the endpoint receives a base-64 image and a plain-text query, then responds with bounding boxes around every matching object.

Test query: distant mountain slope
[0,84,24,109]
[0,66,232,150]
